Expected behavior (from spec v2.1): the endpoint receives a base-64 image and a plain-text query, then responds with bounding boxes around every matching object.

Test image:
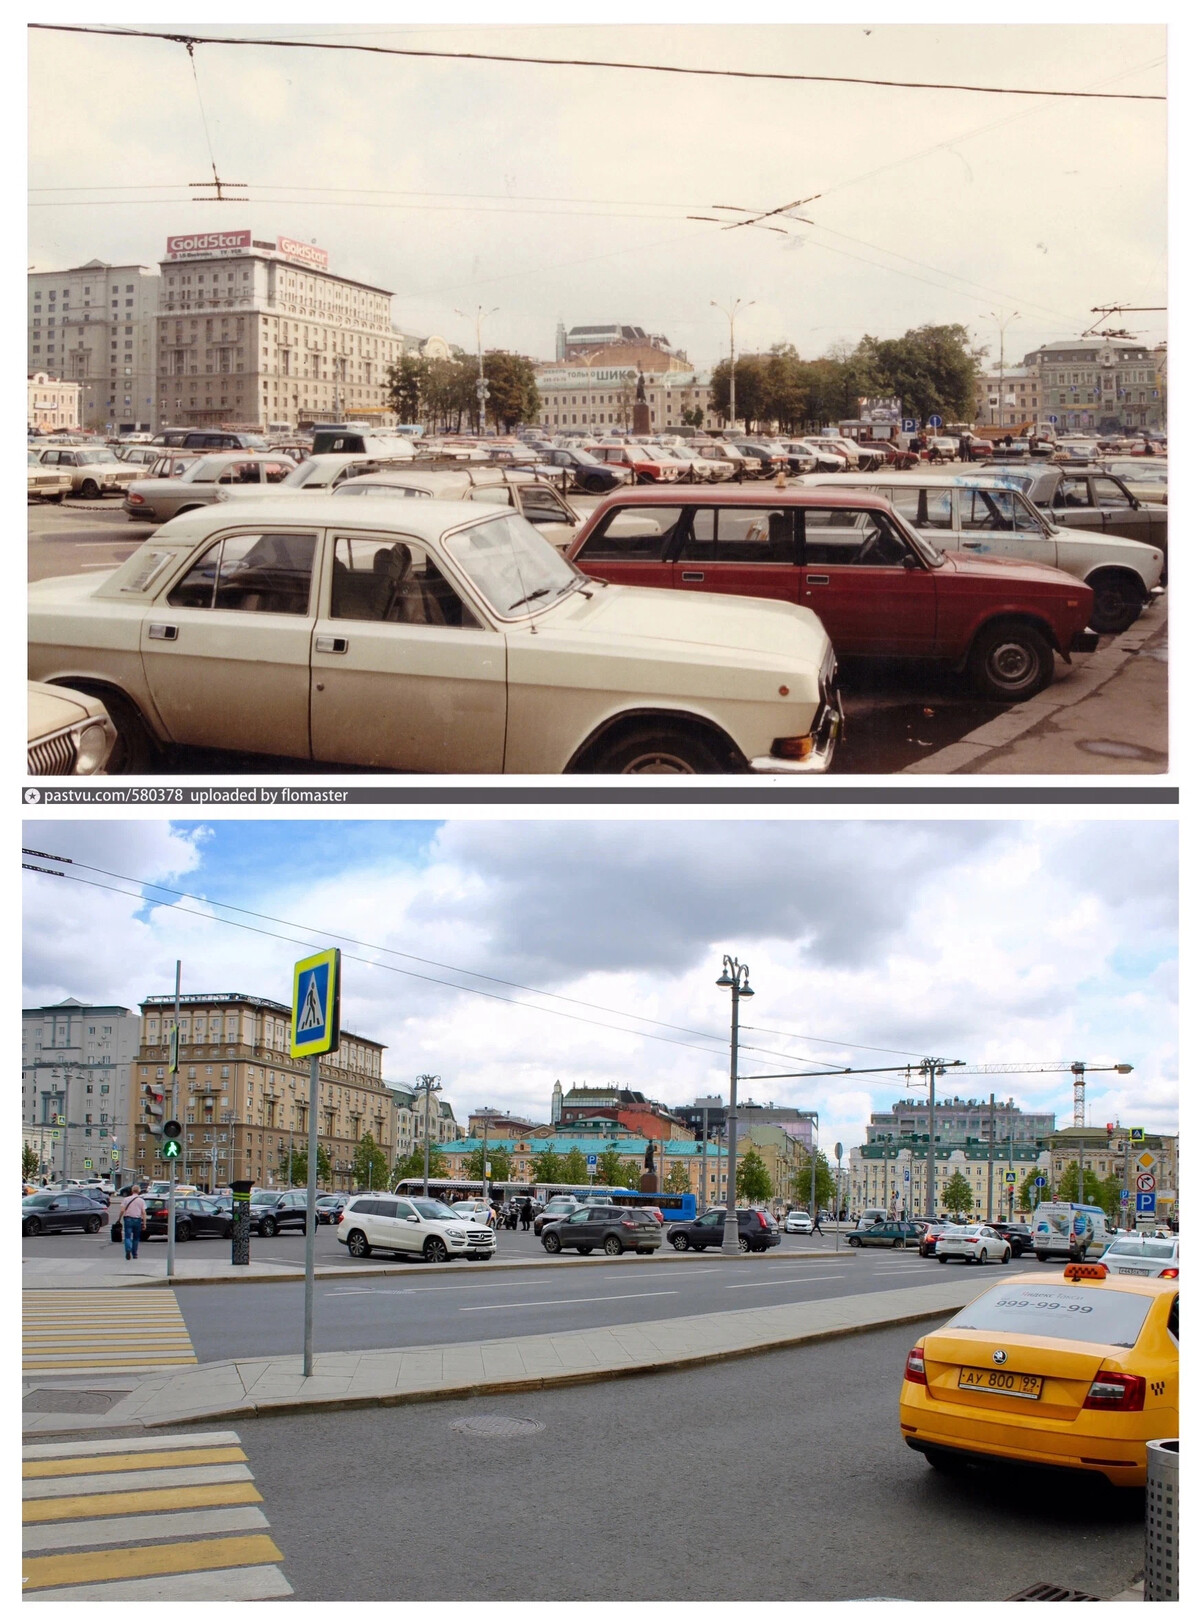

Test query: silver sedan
[122,452,295,523]
[934,1223,1012,1265]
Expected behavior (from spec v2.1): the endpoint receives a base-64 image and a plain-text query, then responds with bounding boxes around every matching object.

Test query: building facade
[153,230,403,431]
[867,1095,1053,1148]
[848,1141,1049,1222]
[534,362,715,434]
[27,261,160,433]
[1021,340,1164,433]
[22,999,140,1180]
[28,372,81,432]
[973,367,1041,430]
[132,992,390,1189]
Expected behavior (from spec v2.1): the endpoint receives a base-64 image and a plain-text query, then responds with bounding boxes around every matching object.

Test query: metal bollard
[1144,1438,1178,1601]
[230,1178,252,1267]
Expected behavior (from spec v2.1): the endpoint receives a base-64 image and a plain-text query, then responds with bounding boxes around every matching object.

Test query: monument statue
[638,1139,658,1194]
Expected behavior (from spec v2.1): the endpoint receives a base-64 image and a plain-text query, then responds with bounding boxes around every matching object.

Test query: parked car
[248,1189,312,1236]
[918,1220,955,1258]
[900,1267,1178,1485]
[733,441,785,477]
[589,443,679,483]
[541,1203,663,1256]
[533,444,631,494]
[934,1223,1012,1264]
[143,1195,233,1241]
[35,445,141,498]
[22,1191,105,1236]
[666,1208,781,1253]
[30,496,842,776]
[122,452,295,524]
[847,1220,923,1249]
[114,444,173,469]
[533,1195,584,1236]
[448,1200,493,1226]
[333,467,584,554]
[785,1210,813,1234]
[337,1193,496,1261]
[152,429,267,451]
[27,681,117,776]
[1097,1235,1179,1279]
[315,1194,348,1225]
[979,465,1169,579]
[1100,460,1168,505]
[798,472,1163,633]
[28,449,73,502]
[569,485,1099,702]
[986,1220,1033,1258]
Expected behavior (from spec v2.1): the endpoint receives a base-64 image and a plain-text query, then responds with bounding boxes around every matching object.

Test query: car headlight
[447,1228,466,1239]
[73,721,112,775]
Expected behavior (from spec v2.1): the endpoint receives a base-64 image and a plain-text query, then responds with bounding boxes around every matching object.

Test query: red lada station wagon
[568,487,1099,701]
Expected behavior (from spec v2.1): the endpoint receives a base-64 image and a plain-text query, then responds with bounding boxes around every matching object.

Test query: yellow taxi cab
[899,1262,1178,1486]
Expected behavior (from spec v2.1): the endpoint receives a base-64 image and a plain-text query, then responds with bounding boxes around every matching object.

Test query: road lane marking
[24,1505,269,1552]
[325,1266,721,1299]
[24,1432,244,1460]
[24,1464,254,1500]
[25,1446,246,1480]
[24,1533,284,1591]
[23,1288,196,1373]
[725,1274,849,1290]
[461,1290,679,1312]
[24,1482,263,1524]
[26,1564,293,1602]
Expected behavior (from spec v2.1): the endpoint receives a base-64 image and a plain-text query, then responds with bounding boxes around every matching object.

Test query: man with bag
[120,1184,146,1260]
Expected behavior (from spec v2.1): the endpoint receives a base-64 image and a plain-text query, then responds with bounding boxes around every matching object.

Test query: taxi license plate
[1117,1267,1143,1274]
[958,1367,1043,1399]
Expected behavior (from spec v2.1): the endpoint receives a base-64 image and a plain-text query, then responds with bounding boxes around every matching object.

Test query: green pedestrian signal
[162,1139,182,1160]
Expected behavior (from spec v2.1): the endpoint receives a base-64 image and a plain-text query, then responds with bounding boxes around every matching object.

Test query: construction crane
[919,1061,1135,1127]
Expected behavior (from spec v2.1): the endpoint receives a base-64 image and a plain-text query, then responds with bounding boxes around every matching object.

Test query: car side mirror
[406,1214,420,1222]
[901,553,920,569]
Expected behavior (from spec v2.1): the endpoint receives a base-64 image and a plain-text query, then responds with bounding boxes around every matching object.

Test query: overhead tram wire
[21,850,916,1070]
[28,26,1165,101]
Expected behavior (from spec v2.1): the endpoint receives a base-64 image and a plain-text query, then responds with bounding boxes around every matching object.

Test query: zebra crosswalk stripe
[21,1430,291,1600]
[23,1288,197,1372]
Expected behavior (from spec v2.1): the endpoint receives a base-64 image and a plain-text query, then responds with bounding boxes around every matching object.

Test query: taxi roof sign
[291,948,341,1058]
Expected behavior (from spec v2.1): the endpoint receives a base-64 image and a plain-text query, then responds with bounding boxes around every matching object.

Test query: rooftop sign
[165,230,252,260]
[277,236,329,270]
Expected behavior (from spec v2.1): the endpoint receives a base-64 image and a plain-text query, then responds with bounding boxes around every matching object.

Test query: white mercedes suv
[337,1193,496,1262]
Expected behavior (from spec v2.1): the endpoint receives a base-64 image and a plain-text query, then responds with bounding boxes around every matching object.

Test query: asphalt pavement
[216,1321,1145,1602]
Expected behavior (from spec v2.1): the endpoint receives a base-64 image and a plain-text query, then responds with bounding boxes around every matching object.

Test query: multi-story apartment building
[867,1096,1053,1148]
[848,1140,1049,1222]
[534,361,714,434]
[27,261,160,433]
[22,998,141,1180]
[973,367,1041,430]
[154,229,403,431]
[27,372,81,432]
[132,992,391,1189]
[1022,339,1164,433]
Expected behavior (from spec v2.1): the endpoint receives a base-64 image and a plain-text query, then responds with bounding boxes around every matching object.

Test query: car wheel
[346,1229,371,1258]
[671,1234,691,1251]
[25,1217,42,1236]
[603,1236,624,1257]
[260,1217,277,1237]
[1086,570,1144,634]
[79,479,101,499]
[938,1254,947,1263]
[542,1232,562,1254]
[848,1236,860,1247]
[1035,1251,1048,1262]
[1001,1247,1011,1264]
[737,1236,751,1253]
[85,1215,101,1234]
[977,1247,987,1264]
[176,1222,192,1242]
[577,1247,593,1255]
[893,1237,903,1248]
[968,621,1055,701]
[99,691,158,775]
[924,1448,964,1475]
[583,725,732,775]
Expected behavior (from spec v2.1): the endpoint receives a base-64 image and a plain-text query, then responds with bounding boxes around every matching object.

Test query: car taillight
[964,1237,979,1243]
[904,1346,927,1385]
[757,1212,768,1228]
[127,491,144,504]
[1159,1267,1179,1279]
[1083,1373,1145,1411]
[337,1209,346,1223]
[620,1219,636,1229]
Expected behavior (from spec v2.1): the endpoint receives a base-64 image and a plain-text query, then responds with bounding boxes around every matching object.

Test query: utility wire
[28,25,1165,101]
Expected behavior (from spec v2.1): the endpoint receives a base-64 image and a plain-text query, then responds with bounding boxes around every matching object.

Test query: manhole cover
[23,1389,121,1414]
[449,1415,545,1440]
[1007,1582,1101,1601]
[1077,739,1153,760]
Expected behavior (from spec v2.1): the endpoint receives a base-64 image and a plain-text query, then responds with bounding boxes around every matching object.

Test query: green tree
[941,1171,975,1219]
[792,1150,835,1213]
[681,405,705,429]
[351,1132,389,1192]
[423,356,477,432]
[737,1149,773,1205]
[392,1144,448,1184]
[561,1147,589,1186]
[385,353,428,422]
[1054,1161,1105,1205]
[282,1144,332,1188]
[1017,1167,1047,1216]
[762,343,808,434]
[465,1145,512,1182]
[1095,1172,1124,1223]
[666,1160,693,1194]
[596,1148,627,1189]
[710,355,768,432]
[22,1143,39,1181]
[860,324,981,426]
[618,1159,643,1189]
[482,351,541,432]
[529,1148,563,1185]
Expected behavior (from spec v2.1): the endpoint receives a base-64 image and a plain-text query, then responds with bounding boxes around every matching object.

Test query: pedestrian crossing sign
[291,948,341,1058]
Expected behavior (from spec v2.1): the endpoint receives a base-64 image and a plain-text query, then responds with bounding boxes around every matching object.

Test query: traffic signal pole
[167,961,180,1279]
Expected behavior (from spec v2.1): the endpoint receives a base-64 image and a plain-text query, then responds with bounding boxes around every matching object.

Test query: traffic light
[144,1076,166,1138]
[162,1120,183,1162]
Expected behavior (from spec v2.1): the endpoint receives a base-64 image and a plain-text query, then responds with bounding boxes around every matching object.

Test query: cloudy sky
[27,17,1167,367]
[22,818,1178,1154]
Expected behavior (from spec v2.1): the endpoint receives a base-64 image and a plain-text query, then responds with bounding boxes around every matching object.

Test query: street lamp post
[711,298,754,434]
[576,348,603,434]
[715,955,754,1255]
[455,306,498,435]
[417,1074,441,1196]
[985,310,1020,429]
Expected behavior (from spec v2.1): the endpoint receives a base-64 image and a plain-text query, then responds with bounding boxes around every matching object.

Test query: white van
[1030,1201,1115,1263]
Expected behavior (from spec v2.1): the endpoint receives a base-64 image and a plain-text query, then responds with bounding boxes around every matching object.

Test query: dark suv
[541,1204,663,1256]
[986,1220,1033,1257]
[249,1189,312,1236]
[22,1191,105,1236]
[667,1207,781,1253]
[144,1195,233,1241]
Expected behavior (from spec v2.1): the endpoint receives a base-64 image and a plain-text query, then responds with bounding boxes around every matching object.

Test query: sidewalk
[23,1274,981,1436]
[904,598,1167,774]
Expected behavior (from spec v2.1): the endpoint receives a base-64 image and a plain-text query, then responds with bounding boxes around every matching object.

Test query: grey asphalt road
[27,502,1065,775]
[203,1321,1144,1601]
[156,1249,1048,1362]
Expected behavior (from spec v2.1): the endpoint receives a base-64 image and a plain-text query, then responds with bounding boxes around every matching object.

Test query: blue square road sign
[291,948,342,1058]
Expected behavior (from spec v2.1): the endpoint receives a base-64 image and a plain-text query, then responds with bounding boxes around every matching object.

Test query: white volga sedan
[28,496,842,775]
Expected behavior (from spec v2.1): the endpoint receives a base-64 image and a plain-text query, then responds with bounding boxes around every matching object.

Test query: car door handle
[806,574,830,586]
[314,635,349,654]
[147,623,178,641]
[960,539,984,549]
[680,571,705,582]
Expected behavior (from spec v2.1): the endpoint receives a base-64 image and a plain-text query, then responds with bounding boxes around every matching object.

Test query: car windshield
[1105,1239,1176,1258]
[443,511,581,617]
[884,506,945,567]
[23,1194,57,1208]
[185,458,242,483]
[946,1282,1155,1347]
[254,1192,283,1207]
[281,460,333,488]
[412,1199,457,1221]
[84,448,122,463]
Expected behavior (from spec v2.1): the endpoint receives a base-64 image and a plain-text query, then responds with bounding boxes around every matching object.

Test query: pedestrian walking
[120,1184,146,1260]
[520,1198,533,1231]
[811,1210,825,1237]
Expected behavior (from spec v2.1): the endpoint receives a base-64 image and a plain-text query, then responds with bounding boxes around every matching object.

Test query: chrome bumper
[749,689,844,775]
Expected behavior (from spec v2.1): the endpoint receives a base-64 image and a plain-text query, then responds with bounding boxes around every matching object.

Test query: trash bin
[1144,1438,1178,1601]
